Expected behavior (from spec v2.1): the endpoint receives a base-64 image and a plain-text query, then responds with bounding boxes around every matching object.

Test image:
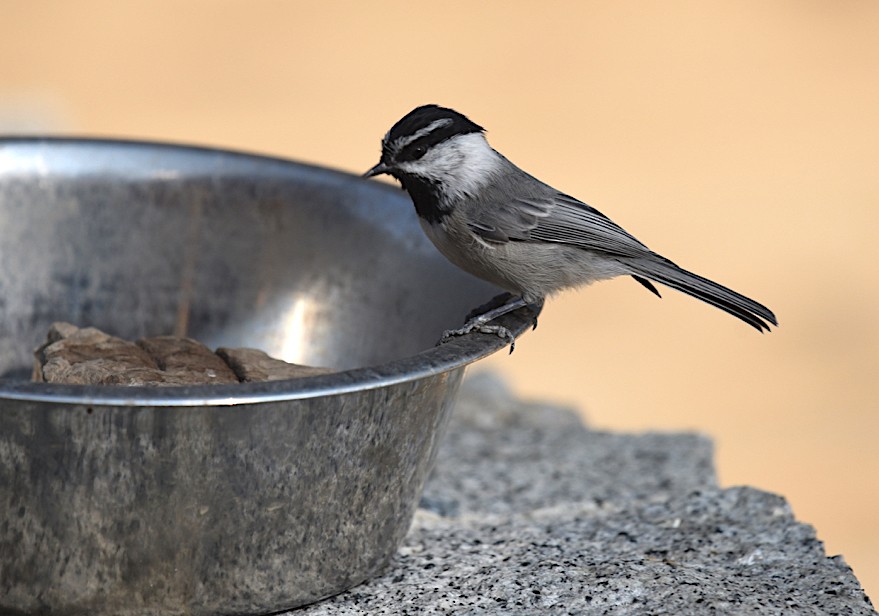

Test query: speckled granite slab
[293,373,875,615]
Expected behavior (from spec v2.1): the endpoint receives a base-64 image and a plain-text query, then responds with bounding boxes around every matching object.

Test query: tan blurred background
[3,0,877,599]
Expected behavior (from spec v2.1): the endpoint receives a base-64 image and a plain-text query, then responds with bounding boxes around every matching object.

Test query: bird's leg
[465,292,515,322]
[441,295,532,353]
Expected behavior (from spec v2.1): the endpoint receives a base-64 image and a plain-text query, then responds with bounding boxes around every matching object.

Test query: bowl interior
[0,139,499,380]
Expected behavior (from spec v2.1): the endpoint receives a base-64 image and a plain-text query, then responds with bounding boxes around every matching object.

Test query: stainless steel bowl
[0,139,537,615]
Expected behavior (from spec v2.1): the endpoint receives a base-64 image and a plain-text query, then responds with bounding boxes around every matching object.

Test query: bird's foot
[440,295,537,354]
[441,322,517,353]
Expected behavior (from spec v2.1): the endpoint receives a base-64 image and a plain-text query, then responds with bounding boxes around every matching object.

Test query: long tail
[627,257,778,332]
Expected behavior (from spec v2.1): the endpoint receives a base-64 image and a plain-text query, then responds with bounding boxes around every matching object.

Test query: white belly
[419,218,629,303]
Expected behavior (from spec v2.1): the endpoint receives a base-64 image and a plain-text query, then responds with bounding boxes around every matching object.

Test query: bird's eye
[411,145,427,160]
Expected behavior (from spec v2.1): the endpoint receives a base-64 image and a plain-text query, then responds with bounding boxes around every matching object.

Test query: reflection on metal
[0,138,538,615]
[279,293,314,364]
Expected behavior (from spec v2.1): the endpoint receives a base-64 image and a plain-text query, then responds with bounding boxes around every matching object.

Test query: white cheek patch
[400,133,500,203]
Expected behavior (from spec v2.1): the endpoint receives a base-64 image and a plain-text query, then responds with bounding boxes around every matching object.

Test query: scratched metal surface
[0,139,537,615]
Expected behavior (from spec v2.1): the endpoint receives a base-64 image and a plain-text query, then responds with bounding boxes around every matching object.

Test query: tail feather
[631,275,662,298]
[628,258,778,332]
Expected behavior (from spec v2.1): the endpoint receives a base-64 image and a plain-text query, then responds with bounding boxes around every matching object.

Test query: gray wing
[463,172,777,332]
[465,178,653,260]
[465,186,664,296]
[528,193,655,258]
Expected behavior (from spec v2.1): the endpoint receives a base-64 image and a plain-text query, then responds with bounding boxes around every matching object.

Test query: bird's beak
[363,162,391,178]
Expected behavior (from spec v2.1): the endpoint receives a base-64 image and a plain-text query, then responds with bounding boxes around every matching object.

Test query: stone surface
[136,336,239,384]
[32,322,332,386]
[216,347,333,381]
[294,373,875,616]
[33,322,172,386]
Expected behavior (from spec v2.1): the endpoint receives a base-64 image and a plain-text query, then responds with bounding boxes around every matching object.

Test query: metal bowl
[0,138,536,616]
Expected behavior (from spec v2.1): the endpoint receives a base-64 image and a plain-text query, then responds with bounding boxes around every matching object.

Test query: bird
[364,104,777,350]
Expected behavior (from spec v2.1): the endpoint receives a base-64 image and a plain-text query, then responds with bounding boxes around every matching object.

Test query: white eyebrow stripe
[389,118,453,153]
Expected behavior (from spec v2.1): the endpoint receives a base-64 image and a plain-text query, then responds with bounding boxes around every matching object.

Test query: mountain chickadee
[365,104,777,349]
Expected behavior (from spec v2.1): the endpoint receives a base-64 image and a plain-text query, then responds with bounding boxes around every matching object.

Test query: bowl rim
[0,137,537,407]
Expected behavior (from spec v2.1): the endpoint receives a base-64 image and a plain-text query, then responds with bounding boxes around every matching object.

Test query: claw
[439,294,541,354]
[527,299,544,331]
[440,323,517,352]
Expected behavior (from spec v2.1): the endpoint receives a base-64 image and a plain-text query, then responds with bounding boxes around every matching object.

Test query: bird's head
[364,105,500,205]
